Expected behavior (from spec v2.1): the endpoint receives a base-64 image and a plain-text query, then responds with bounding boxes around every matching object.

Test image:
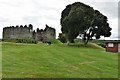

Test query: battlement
[37,24,55,32]
[3,24,33,39]
[3,24,33,30]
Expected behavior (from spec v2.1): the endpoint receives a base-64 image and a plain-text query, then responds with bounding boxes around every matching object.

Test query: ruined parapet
[44,24,56,39]
[3,24,33,39]
[36,24,56,42]
[32,30,36,40]
[36,28,44,41]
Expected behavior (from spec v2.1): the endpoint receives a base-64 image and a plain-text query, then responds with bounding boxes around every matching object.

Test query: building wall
[118,43,120,53]
[3,27,33,39]
[106,43,118,52]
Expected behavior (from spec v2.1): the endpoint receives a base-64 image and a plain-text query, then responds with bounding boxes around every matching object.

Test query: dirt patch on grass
[79,61,95,65]
[67,64,79,71]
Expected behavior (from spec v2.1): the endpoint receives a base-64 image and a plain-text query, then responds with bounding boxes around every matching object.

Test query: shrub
[58,33,67,43]
[97,43,106,48]
[48,39,62,44]
[2,38,38,44]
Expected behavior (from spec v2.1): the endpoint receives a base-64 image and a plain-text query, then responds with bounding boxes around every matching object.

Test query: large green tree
[60,2,112,44]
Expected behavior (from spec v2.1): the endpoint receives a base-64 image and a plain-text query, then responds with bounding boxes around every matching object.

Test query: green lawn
[2,42,118,78]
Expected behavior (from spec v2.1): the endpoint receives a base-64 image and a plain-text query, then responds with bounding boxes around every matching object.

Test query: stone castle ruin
[3,24,56,42]
[35,25,56,42]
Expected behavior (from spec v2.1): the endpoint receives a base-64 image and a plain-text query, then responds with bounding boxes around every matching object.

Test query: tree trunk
[84,39,88,47]
[70,39,74,43]
[67,41,70,46]
[83,33,89,46]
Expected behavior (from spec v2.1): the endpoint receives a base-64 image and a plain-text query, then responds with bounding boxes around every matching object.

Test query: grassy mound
[67,43,104,50]
[87,43,104,49]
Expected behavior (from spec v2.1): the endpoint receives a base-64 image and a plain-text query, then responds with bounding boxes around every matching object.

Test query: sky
[0,0,119,40]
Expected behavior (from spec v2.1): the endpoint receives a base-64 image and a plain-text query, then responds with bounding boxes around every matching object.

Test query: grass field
[2,42,118,78]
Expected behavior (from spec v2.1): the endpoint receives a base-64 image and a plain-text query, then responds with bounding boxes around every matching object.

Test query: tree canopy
[60,2,112,44]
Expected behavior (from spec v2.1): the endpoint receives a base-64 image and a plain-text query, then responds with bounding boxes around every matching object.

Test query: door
[118,43,120,53]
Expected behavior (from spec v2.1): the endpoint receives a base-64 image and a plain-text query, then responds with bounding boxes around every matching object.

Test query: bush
[58,33,67,43]
[16,39,38,44]
[2,39,17,43]
[97,43,106,48]
[48,39,62,44]
[2,38,38,44]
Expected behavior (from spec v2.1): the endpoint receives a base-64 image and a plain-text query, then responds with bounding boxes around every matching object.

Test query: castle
[3,24,56,42]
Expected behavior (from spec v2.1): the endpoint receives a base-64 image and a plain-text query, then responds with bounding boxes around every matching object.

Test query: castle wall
[45,27,56,39]
[3,27,33,39]
[3,24,56,42]
[36,26,56,42]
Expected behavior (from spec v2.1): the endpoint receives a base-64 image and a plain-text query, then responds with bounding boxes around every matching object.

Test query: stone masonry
[3,24,56,42]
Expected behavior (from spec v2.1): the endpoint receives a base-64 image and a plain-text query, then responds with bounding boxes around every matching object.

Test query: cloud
[90,2,118,19]
[0,17,9,24]
[0,0,119,40]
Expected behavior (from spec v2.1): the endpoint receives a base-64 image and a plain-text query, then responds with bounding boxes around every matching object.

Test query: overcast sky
[0,0,119,40]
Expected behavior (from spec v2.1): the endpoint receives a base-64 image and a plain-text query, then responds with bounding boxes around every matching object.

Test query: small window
[108,43,114,47]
